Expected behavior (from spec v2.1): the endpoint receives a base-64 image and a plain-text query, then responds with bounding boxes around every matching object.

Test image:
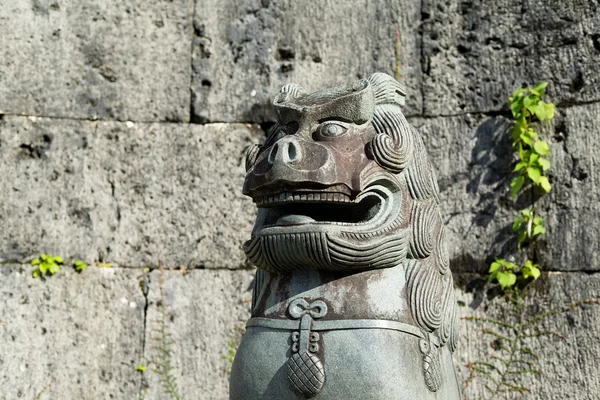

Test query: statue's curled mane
[366,73,458,353]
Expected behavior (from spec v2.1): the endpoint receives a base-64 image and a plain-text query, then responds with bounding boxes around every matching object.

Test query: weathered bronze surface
[231,73,461,399]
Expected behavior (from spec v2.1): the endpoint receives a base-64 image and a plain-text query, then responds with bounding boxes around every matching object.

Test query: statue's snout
[245,137,339,196]
[267,137,303,166]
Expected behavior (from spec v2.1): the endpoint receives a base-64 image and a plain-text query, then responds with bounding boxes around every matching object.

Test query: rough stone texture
[411,101,600,273]
[0,265,145,399]
[191,0,422,123]
[544,103,600,272]
[0,116,261,268]
[142,268,254,400]
[0,0,192,122]
[1,1,599,399]
[456,271,600,399]
[422,0,600,116]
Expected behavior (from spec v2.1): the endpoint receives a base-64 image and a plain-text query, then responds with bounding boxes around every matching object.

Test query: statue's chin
[244,183,410,272]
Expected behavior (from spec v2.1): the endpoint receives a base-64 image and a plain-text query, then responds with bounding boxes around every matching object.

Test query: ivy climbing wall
[0,0,599,399]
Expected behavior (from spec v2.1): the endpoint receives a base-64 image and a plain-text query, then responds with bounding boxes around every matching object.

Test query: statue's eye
[318,123,347,138]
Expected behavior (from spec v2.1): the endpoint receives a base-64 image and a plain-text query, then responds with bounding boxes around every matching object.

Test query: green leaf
[136,365,147,373]
[528,129,539,141]
[520,133,533,146]
[31,259,40,266]
[49,263,60,275]
[533,140,551,156]
[39,263,49,273]
[534,81,549,90]
[530,82,548,96]
[538,157,551,171]
[528,152,539,163]
[539,176,552,193]
[41,254,49,261]
[497,271,517,289]
[489,261,502,273]
[521,208,533,217]
[527,167,542,183]
[514,161,527,172]
[53,256,63,264]
[523,95,537,108]
[533,225,546,236]
[512,216,525,231]
[511,176,525,198]
[546,102,555,119]
[74,260,87,272]
[509,90,526,117]
[32,269,40,278]
[510,88,526,99]
[533,216,544,225]
[518,230,527,246]
[510,102,522,118]
[522,261,541,280]
[541,102,555,121]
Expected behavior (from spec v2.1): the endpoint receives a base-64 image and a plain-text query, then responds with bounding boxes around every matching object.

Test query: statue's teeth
[255,191,354,204]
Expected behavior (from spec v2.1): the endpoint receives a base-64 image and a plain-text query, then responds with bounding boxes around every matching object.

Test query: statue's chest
[252,266,415,324]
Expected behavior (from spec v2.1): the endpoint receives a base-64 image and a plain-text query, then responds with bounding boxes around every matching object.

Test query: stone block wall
[0,0,598,399]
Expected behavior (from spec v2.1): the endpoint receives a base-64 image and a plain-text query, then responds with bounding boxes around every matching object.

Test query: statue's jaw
[244,182,409,272]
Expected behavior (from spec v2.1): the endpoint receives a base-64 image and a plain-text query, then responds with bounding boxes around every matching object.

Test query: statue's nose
[268,138,302,165]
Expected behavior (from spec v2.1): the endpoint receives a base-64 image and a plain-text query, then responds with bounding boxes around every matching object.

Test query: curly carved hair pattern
[367,73,458,351]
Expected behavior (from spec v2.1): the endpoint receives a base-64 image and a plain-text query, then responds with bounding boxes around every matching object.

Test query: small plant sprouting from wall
[31,255,90,278]
[74,260,87,272]
[151,264,184,400]
[31,254,63,278]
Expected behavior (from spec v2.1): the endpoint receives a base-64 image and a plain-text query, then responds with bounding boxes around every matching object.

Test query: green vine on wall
[489,83,555,290]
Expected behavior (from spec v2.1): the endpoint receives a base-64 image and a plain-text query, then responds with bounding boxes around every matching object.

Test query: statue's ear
[367,72,406,108]
[274,83,307,104]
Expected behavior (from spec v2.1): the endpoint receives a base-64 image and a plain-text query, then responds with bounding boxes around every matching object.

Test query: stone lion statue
[230,73,460,399]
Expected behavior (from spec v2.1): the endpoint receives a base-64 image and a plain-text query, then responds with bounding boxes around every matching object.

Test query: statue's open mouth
[261,195,381,226]
[252,183,393,228]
